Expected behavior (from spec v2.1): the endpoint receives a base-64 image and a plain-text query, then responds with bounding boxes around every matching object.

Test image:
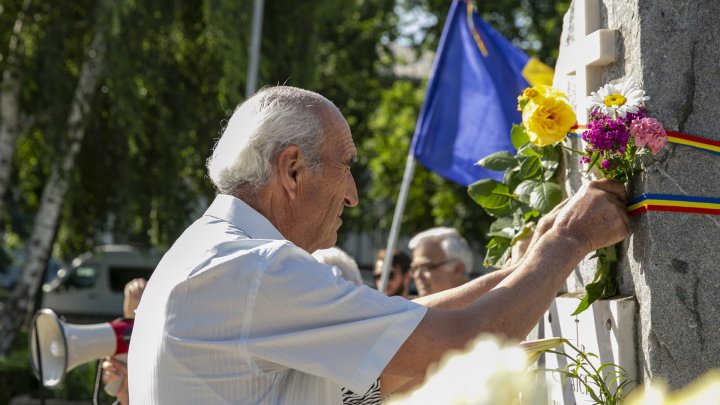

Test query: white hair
[408,227,473,275]
[207,86,328,195]
[312,247,364,286]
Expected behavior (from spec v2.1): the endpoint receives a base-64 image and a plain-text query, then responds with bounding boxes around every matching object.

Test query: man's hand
[102,357,129,405]
[551,179,630,255]
[123,278,147,319]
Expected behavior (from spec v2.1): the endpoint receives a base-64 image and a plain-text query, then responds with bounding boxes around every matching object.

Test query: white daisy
[587,78,649,118]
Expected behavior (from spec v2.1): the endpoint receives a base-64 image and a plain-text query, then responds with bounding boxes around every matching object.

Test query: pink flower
[630,117,667,154]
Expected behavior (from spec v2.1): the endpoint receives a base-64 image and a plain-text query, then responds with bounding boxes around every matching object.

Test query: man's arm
[411,198,567,310]
[381,180,629,394]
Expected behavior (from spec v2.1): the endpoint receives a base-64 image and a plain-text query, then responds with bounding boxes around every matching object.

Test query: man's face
[295,103,358,252]
[373,260,408,297]
[411,239,461,296]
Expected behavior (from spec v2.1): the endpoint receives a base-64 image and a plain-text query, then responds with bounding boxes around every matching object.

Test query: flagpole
[246,0,265,98]
[378,154,416,293]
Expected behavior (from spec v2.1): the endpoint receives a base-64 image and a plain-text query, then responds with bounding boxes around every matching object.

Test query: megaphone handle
[104,376,124,397]
[33,317,46,404]
[103,353,127,397]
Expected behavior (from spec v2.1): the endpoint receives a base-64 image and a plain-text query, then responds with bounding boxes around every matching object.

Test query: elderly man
[128,86,629,404]
[408,227,473,297]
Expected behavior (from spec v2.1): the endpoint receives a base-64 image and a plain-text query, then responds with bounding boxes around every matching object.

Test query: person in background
[101,278,147,405]
[128,86,629,404]
[408,227,472,297]
[312,246,364,287]
[373,249,412,297]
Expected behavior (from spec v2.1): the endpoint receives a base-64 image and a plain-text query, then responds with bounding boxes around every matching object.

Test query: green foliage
[360,79,493,247]
[572,244,619,315]
[470,132,563,267]
[399,0,571,66]
[0,328,108,403]
[541,339,634,404]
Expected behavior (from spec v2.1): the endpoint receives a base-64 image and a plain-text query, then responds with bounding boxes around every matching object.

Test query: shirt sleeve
[246,242,427,393]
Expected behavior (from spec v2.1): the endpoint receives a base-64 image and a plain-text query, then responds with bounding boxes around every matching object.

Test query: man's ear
[276,145,302,199]
[452,260,465,275]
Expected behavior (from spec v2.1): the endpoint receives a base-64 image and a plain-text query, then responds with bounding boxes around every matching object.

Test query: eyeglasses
[373,271,397,282]
[410,259,456,275]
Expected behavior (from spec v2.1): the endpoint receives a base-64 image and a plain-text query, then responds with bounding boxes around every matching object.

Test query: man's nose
[344,172,359,207]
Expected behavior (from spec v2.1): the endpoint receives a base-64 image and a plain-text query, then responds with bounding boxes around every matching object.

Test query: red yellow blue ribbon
[627,194,720,216]
[666,130,720,156]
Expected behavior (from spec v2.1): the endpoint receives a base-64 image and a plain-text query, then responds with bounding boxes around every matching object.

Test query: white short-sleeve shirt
[128,195,427,404]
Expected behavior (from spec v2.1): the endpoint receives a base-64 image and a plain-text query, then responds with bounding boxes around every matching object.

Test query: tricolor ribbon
[627,194,720,216]
[665,130,720,156]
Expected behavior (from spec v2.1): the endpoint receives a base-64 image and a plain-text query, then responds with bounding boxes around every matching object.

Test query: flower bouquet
[470,78,667,315]
[571,79,667,314]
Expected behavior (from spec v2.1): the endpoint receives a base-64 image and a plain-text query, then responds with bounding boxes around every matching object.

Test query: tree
[359,0,571,252]
[0,0,113,355]
[0,0,32,217]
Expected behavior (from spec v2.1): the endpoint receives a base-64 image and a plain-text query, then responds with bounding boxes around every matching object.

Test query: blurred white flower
[390,335,545,405]
[624,370,720,405]
[587,79,649,118]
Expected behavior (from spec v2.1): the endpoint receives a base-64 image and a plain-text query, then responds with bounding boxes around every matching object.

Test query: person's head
[373,249,411,297]
[312,247,364,287]
[207,86,359,253]
[408,227,473,296]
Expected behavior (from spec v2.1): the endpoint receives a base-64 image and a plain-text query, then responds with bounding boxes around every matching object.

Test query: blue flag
[411,0,553,186]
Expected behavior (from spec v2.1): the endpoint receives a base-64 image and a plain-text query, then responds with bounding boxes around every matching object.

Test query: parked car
[41,245,163,323]
[0,249,65,290]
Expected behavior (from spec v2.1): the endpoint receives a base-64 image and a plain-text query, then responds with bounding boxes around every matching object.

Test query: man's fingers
[588,179,628,200]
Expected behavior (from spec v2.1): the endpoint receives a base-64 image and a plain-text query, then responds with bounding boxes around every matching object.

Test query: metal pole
[246,0,265,98]
[379,154,416,293]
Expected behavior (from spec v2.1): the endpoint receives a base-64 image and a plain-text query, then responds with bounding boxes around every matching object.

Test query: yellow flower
[521,90,576,147]
[523,88,539,98]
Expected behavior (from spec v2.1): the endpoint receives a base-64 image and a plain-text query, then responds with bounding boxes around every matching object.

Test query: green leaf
[484,237,511,267]
[587,388,602,403]
[529,182,563,214]
[475,151,517,171]
[510,124,529,149]
[503,167,523,191]
[571,281,606,315]
[586,151,602,174]
[519,155,543,179]
[468,179,513,217]
[540,145,560,179]
[518,142,542,157]
[488,217,516,239]
[514,180,538,204]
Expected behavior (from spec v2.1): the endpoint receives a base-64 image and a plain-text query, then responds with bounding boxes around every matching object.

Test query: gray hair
[207,86,328,196]
[408,227,473,275]
[312,247,364,286]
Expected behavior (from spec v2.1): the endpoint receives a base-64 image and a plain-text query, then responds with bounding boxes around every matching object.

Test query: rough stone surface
[555,0,720,390]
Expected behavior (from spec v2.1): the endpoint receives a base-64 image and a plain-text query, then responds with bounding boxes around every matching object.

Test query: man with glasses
[408,227,473,297]
[373,249,412,297]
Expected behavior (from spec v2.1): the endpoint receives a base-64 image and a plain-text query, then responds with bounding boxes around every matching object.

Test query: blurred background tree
[0,0,569,381]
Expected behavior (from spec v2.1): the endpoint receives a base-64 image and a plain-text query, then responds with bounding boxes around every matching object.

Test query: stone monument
[543,0,720,399]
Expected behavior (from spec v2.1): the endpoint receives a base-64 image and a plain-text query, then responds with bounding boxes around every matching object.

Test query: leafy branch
[538,339,634,405]
[468,124,563,267]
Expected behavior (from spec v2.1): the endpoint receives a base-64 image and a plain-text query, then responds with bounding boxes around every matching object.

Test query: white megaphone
[29,308,133,390]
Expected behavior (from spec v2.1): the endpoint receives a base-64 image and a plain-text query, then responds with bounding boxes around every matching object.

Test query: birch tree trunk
[0,22,107,355]
[0,0,32,215]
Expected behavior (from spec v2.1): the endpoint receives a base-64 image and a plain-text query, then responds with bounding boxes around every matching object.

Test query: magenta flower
[630,117,667,154]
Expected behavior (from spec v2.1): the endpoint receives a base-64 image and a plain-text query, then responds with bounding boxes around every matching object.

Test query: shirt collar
[204,194,286,241]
